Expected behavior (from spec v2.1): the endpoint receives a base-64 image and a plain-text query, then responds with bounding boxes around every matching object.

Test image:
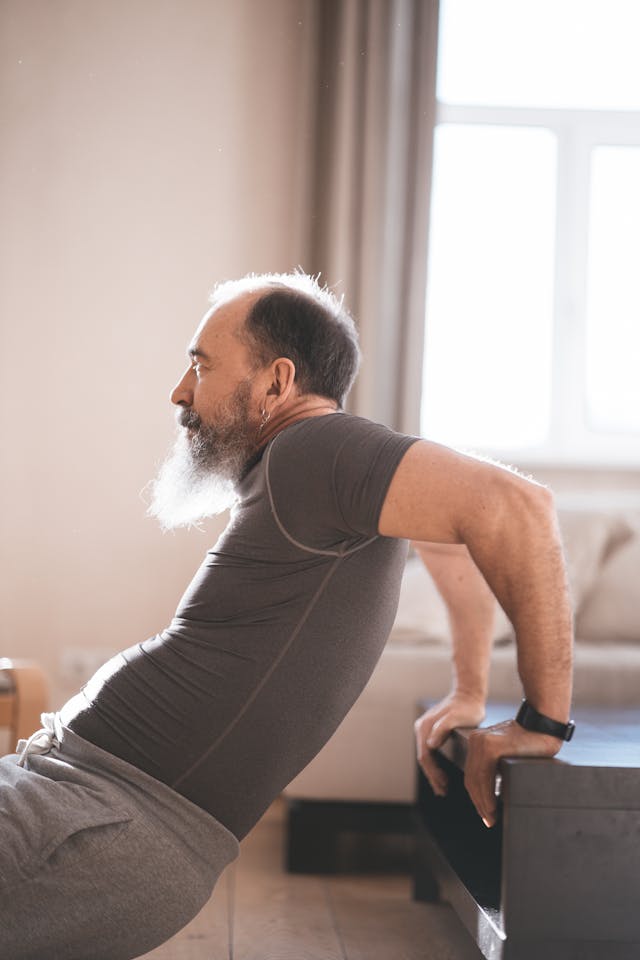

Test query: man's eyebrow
[188,346,210,361]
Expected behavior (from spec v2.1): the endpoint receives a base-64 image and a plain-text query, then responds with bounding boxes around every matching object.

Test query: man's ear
[265,357,296,404]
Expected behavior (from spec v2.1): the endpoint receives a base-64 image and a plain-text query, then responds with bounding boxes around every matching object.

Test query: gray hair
[208,272,361,407]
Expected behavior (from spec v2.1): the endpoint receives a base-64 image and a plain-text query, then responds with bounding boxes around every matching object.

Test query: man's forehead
[189,290,263,352]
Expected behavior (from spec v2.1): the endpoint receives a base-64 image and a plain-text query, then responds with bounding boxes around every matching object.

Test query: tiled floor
[141,798,483,960]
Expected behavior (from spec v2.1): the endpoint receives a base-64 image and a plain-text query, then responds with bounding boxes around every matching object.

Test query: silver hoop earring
[258,408,271,434]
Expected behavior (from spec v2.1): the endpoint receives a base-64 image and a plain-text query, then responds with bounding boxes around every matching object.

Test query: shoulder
[267,413,419,497]
[265,413,419,541]
[269,412,415,457]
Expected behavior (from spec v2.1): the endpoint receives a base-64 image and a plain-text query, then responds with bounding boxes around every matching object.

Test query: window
[421,0,640,465]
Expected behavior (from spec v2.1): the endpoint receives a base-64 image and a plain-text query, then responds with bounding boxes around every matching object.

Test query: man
[0,272,573,959]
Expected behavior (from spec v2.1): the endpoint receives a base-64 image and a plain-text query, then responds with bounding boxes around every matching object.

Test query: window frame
[425,101,640,467]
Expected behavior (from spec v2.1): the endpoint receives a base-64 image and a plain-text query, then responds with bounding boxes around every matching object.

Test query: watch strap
[515,699,575,742]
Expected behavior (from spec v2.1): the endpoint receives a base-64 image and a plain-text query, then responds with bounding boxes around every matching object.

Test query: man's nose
[170,367,194,407]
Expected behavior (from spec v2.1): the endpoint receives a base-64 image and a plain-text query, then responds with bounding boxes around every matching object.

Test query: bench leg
[285,798,416,874]
[286,800,340,873]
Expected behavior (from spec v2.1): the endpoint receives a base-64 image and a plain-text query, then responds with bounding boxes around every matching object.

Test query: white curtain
[309,0,439,434]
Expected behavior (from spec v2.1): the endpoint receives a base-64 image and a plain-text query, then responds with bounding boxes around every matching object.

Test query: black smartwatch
[515,699,575,742]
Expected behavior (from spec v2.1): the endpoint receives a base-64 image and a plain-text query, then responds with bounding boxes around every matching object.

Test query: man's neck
[258,396,340,448]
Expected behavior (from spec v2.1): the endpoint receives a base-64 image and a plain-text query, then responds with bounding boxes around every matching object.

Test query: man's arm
[379,440,574,827]
[414,540,496,703]
[411,541,495,797]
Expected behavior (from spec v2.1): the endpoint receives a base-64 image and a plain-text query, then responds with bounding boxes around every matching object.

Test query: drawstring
[16,712,62,767]
[226,859,237,960]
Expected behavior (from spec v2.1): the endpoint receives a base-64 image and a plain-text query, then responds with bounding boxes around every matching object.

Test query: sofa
[283,494,640,869]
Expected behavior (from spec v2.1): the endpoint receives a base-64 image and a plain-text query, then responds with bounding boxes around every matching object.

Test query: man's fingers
[465,771,496,827]
[414,698,492,804]
[461,718,562,829]
[426,717,454,750]
[415,715,449,796]
[475,770,498,827]
[465,732,498,827]
[418,747,448,797]
[414,716,435,759]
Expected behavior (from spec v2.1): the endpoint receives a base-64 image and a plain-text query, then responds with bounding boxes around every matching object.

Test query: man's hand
[464,720,563,828]
[414,693,485,798]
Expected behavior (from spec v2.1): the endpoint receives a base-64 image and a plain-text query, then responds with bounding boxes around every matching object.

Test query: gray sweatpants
[0,715,239,960]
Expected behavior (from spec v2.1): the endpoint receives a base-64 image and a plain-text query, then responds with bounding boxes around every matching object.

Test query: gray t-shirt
[65,413,418,839]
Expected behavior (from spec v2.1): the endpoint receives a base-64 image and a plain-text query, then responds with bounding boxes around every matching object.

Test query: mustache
[176,407,201,431]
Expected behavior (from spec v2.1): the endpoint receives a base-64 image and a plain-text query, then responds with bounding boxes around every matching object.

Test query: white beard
[145,429,239,530]
[146,382,257,531]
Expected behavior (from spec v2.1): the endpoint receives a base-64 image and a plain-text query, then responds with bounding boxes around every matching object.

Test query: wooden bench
[413,701,640,960]
[0,658,49,753]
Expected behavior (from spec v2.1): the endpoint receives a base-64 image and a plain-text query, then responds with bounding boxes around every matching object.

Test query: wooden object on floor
[0,658,49,750]
[413,700,640,960]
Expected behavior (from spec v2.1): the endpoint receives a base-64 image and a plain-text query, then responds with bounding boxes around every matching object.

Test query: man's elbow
[527,482,559,532]
[504,471,556,523]
[480,472,560,549]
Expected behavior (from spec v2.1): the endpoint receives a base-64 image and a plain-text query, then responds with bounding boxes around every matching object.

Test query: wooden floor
[141,798,483,960]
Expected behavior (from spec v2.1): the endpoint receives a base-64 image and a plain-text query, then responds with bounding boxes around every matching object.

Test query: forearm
[380,441,574,824]
[459,480,573,721]
[412,541,495,703]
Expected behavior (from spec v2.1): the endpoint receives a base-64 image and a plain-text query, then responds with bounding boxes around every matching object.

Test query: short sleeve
[265,414,418,552]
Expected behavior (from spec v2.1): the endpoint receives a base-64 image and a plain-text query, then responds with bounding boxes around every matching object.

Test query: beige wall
[0,0,316,707]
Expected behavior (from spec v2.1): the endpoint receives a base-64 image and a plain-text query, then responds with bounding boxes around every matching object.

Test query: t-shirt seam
[265,433,378,558]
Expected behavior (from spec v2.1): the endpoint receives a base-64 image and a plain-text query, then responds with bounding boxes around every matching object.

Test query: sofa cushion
[556,507,634,615]
[575,534,640,644]
[390,506,635,649]
[389,554,513,646]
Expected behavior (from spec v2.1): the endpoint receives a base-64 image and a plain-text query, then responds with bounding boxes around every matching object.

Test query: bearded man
[0,273,574,959]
